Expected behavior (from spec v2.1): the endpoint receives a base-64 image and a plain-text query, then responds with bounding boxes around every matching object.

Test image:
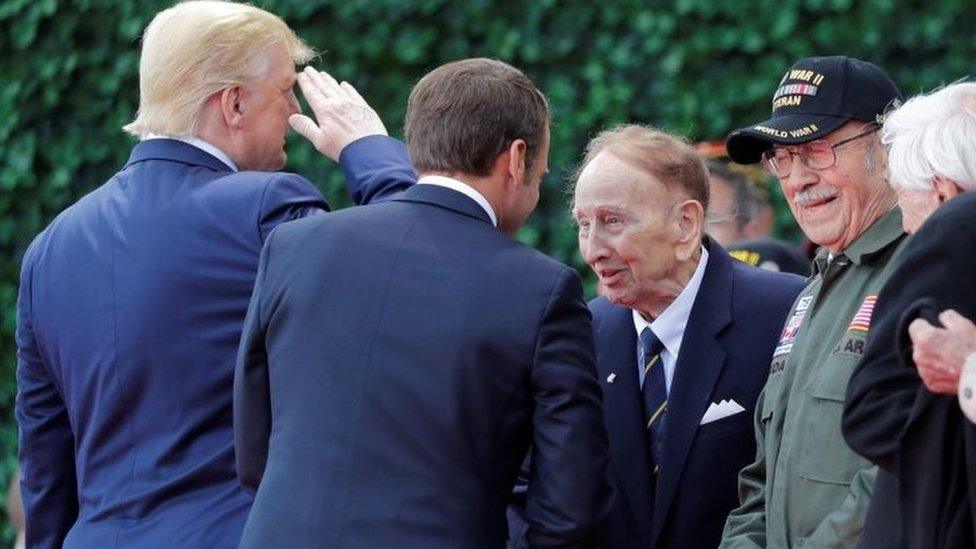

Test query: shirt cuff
[958,352,976,423]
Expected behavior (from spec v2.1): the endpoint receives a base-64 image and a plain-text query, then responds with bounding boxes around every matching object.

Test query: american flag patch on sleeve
[848,295,877,332]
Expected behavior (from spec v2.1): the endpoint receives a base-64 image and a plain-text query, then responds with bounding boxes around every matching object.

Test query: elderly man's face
[237,46,300,171]
[573,151,683,312]
[776,121,894,252]
[894,186,939,234]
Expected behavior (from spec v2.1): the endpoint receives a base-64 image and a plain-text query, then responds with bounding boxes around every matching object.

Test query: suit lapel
[594,303,655,541]
[651,240,734,543]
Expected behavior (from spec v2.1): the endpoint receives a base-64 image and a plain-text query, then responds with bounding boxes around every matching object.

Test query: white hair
[883,81,976,191]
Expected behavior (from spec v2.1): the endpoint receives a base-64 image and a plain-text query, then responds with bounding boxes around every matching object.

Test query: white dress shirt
[144,134,238,172]
[418,175,497,226]
[632,246,710,393]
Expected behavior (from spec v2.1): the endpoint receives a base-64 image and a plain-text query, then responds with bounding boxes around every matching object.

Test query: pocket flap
[806,355,859,402]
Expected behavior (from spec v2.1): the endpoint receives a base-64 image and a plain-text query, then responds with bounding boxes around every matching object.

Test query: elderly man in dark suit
[233,58,611,548]
[566,126,804,549]
[14,2,411,547]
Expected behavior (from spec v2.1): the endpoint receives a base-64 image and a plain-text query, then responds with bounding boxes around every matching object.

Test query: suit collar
[593,300,655,541]
[417,175,497,226]
[124,138,235,173]
[651,237,734,542]
[393,184,494,226]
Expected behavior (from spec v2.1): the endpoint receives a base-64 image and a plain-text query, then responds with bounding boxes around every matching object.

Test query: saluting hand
[289,66,388,162]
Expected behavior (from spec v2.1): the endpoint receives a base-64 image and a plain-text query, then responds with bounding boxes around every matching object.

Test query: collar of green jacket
[814,207,905,273]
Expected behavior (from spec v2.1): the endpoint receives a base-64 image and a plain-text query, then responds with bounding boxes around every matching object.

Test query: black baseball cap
[725,56,902,165]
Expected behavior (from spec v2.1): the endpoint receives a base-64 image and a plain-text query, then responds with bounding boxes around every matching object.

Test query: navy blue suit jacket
[15,136,413,548]
[234,184,611,548]
[588,240,803,549]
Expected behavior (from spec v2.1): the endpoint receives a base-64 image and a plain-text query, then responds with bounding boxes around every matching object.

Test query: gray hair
[883,81,976,191]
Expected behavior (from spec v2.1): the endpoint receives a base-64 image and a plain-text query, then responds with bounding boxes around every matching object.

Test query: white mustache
[793,187,839,206]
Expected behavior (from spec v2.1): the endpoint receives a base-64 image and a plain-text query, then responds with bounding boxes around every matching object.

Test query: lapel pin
[606,373,617,384]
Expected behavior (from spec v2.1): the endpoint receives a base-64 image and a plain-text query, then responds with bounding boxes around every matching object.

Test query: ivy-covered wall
[2,0,974,538]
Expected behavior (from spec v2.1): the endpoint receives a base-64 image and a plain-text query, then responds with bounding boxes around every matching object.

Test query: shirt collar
[144,134,238,172]
[632,245,710,358]
[814,206,905,273]
[418,175,497,226]
[841,206,904,265]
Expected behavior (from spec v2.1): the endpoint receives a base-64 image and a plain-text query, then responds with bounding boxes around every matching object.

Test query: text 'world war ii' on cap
[725,56,902,165]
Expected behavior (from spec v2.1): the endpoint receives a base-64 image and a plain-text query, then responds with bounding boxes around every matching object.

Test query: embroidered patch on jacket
[771,296,814,370]
[847,295,877,333]
[832,334,867,357]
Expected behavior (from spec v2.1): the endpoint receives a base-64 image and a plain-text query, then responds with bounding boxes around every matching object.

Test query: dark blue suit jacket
[15,136,413,548]
[587,239,804,549]
[234,184,611,548]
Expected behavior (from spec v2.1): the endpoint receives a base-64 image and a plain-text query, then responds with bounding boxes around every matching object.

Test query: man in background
[707,160,810,276]
[15,1,410,547]
[705,159,774,246]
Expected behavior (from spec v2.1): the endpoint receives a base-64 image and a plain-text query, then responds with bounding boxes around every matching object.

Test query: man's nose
[581,230,608,266]
[784,155,816,195]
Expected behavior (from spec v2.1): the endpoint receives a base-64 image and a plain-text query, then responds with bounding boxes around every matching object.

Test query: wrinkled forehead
[572,185,634,216]
[573,152,670,213]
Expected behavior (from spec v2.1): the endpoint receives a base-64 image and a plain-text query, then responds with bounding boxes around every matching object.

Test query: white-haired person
[843,81,976,549]
[15,1,411,547]
[884,82,976,233]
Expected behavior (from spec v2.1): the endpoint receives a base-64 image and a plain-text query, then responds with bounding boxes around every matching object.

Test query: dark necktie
[639,327,667,475]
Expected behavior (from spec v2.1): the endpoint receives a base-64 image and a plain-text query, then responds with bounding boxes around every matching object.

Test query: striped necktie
[639,327,667,475]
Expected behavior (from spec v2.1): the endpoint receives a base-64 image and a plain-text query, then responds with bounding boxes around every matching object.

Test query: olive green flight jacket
[721,208,908,548]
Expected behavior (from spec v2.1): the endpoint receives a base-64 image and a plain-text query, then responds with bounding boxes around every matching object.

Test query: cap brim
[725,114,850,164]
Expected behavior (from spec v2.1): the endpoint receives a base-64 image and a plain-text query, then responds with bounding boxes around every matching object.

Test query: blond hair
[123,0,313,138]
[574,124,710,210]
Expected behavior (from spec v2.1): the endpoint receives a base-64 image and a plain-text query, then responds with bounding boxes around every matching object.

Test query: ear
[674,198,706,261]
[506,139,529,186]
[933,173,963,203]
[218,85,247,129]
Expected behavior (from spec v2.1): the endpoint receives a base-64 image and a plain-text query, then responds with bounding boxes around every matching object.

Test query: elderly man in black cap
[718,56,906,548]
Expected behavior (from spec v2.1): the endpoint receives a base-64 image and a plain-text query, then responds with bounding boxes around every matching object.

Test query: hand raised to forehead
[289,66,388,162]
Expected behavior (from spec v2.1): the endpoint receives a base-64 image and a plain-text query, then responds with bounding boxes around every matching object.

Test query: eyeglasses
[760,124,880,178]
